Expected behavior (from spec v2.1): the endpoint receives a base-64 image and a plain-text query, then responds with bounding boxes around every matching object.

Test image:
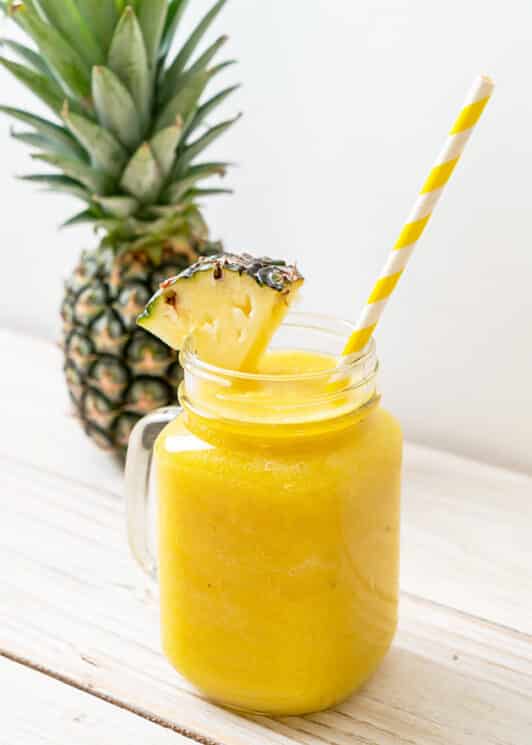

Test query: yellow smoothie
[155,348,402,715]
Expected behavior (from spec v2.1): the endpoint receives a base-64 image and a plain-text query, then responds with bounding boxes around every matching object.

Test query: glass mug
[125,313,402,716]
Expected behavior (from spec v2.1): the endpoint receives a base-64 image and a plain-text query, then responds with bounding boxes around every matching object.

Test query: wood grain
[1,328,531,743]
[1,457,530,745]
[0,655,191,744]
[402,445,532,635]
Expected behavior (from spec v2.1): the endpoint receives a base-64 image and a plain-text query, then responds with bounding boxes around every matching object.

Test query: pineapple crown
[0,0,240,260]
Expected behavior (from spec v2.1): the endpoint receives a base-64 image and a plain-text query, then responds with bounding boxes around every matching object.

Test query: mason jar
[125,313,402,716]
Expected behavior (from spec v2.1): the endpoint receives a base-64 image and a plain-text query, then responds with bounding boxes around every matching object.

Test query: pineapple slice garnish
[138,253,303,371]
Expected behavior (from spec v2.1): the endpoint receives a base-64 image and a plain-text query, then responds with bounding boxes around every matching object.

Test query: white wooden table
[1,328,531,745]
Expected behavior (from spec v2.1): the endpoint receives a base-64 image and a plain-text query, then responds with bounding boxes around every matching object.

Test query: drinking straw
[343,74,495,356]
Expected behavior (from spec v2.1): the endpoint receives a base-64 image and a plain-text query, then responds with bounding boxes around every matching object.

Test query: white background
[1,0,531,473]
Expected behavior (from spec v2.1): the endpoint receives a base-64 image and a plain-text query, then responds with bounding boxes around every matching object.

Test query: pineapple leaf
[0,38,51,75]
[10,128,84,160]
[185,161,230,178]
[32,152,113,193]
[143,204,181,218]
[164,162,228,202]
[186,34,228,76]
[93,195,140,218]
[155,68,209,133]
[160,0,226,104]
[92,66,142,150]
[114,0,130,14]
[175,113,241,173]
[208,59,237,78]
[0,105,86,158]
[11,2,91,100]
[184,84,240,139]
[159,0,189,60]
[120,142,163,203]
[94,217,123,237]
[62,104,127,178]
[150,122,184,180]
[20,173,91,201]
[75,0,119,53]
[136,0,168,69]
[61,208,98,228]
[162,181,189,203]
[184,187,232,197]
[0,56,70,115]
[30,0,104,67]
[108,6,151,130]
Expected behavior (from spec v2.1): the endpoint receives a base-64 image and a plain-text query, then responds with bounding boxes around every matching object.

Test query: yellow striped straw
[343,74,495,356]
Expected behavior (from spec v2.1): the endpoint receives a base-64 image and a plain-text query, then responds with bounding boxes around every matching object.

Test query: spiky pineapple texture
[0,0,239,452]
[62,240,221,451]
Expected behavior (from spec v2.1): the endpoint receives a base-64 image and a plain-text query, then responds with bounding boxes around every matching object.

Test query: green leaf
[144,204,180,218]
[208,59,237,78]
[75,0,119,53]
[108,6,151,129]
[93,194,139,218]
[0,105,86,158]
[13,2,91,100]
[164,161,228,202]
[61,208,97,228]
[187,34,228,76]
[184,187,232,198]
[160,0,227,104]
[159,0,189,60]
[0,38,51,75]
[115,0,133,14]
[31,0,104,67]
[155,68,209,132]
[10,129,49,147]
[120,143,162,203]
[0,56,67,115]
[136,0,167,68]
[184,84,240,138]
[62,104,127,178]
[185,161,230,179]
[150,122,183,180]
[10,128,81,159]
[92,66,142,150]
[176,113,241,172]
[20,173,90,201]
[32,152,113,193]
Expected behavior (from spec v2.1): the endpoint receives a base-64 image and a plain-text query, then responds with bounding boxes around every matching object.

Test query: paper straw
[343,74,495,356]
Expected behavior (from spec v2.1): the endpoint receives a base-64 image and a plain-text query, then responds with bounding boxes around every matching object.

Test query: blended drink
[130,255,403,715]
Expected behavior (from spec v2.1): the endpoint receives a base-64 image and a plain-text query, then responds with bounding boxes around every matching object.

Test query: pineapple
[138,253,304,370]
[0,0,239,452]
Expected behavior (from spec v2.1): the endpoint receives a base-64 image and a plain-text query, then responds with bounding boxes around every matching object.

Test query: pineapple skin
[62,240,219,453]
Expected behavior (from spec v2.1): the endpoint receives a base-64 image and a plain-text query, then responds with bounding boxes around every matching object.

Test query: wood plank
[402,445,532,635]
[0,655,191,744]
[1,458,530,745]
[1,328,531,633]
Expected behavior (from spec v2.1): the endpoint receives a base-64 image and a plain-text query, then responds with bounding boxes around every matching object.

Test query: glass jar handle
[125,406,181,582]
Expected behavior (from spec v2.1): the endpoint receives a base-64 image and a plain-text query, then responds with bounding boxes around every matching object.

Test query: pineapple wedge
[137,254,304,371]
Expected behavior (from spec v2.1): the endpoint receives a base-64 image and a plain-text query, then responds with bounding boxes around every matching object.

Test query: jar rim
[179,311,377,384]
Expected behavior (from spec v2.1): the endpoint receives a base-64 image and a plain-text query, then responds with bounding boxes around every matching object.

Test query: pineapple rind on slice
[138,254,304,371]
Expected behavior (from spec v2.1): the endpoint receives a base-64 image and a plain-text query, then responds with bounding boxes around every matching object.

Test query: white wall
[1,0,531,473]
